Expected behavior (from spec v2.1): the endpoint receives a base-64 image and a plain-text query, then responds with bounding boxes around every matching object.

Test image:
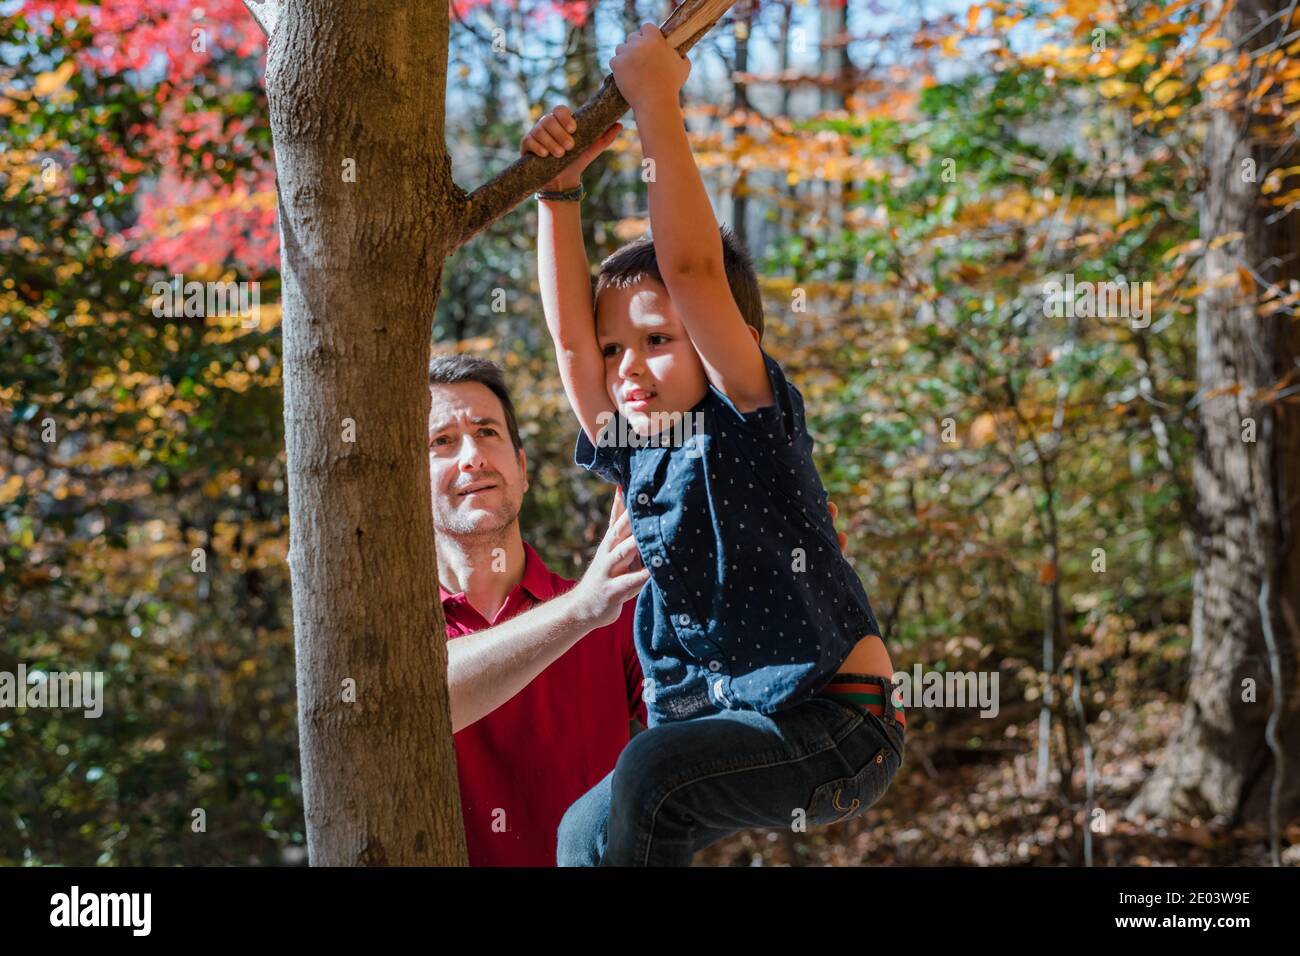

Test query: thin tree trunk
[1126,0,1300,848]
[730,0,754,245]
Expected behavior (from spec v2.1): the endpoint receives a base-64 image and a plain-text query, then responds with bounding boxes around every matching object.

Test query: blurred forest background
[3,0,1299,865]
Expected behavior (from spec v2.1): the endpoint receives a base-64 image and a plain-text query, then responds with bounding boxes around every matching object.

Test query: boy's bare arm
[523,107,622,444]
[611,25,773,412]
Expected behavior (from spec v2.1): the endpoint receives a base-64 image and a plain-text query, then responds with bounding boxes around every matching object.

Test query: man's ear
[518,448,529,492]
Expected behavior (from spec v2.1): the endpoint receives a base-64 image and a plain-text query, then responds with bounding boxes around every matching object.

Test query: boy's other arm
[612,26,773,413]
[525,108,621,444]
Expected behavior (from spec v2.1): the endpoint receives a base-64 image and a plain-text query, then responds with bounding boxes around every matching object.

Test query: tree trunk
[1126,0,1300,846]
[265,0,467,866]
[730,1,754,246]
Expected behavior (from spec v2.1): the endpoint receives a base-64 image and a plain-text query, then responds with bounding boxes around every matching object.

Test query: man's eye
[478,427,498,437]
[429,435,451,447]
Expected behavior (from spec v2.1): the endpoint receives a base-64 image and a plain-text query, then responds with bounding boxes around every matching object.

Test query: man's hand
[521,105,622,192]
[567,489,650,629]
[610,23,690,113]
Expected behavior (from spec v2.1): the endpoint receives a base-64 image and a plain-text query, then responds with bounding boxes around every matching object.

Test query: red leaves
[24,1,263,85]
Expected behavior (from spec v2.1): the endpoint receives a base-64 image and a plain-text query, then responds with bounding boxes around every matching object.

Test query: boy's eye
[601,343,620,358]
[648,334,670,346]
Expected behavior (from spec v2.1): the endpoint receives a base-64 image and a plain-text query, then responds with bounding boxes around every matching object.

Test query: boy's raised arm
[610,24,773,413]
[524,107,622,445]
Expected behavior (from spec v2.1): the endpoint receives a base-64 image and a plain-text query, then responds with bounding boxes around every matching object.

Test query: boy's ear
[747,326,760,345]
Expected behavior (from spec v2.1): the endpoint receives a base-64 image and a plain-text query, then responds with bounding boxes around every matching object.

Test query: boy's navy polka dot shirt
[575,349,882,728]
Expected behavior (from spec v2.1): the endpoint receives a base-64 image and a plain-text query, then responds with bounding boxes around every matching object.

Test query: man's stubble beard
[433,494,523,543]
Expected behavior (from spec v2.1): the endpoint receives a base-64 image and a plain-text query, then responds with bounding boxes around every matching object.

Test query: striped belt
[815,673,906,729]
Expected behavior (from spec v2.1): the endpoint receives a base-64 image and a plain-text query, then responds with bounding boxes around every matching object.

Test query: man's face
[595,276,710,437]
[428,382,528,537]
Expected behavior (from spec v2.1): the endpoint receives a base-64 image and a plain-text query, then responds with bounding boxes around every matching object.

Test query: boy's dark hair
[594,225,764,340]
[427,354,524,453]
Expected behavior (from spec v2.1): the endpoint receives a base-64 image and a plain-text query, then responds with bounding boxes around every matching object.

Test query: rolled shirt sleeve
[574,410,630,486]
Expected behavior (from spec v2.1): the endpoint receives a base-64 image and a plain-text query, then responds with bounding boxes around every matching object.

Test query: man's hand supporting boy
[611,23,774,414]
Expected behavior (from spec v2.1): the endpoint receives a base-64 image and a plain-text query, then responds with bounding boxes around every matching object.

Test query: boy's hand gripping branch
[456,0,743,247]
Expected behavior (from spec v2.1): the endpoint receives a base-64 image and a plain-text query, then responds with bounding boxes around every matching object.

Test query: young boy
[521,23,905,866]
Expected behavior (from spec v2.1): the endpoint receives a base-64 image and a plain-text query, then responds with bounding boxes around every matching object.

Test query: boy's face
[595,276,709,436]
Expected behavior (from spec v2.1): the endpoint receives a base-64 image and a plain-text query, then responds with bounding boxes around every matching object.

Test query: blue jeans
[557,674,905,866]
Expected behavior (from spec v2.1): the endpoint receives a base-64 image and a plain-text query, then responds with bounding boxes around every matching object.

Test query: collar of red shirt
[438,541,558,625]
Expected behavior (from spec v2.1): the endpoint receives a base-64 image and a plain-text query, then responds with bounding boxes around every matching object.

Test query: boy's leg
[602,696,901,866]
[556,769,614,867]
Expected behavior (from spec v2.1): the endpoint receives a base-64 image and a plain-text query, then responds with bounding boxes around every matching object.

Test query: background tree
[1125,0,1300,862]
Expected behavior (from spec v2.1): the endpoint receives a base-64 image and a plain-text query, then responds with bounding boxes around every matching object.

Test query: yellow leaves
[1201,63,1232,85]
[0,474,23,506]
[941,34,962,58]
[32,61,76,98]
[1053,0,1101,27]
[1116,44,1146,72]
[970,413,999,448]
[1098,78,1130,99]
[966,4,982,33]
[1208,231,1244,250]
[990,189,1036,221]
[1152,80,1181,104]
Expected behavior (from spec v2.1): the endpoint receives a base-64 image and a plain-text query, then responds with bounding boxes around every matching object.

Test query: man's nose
[456,435,488,471]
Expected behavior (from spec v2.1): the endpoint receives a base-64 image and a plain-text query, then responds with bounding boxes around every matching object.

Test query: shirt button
[708,660,722,672]
[637,493,649,505]
[651,555,663,567]
[677,614,690,626]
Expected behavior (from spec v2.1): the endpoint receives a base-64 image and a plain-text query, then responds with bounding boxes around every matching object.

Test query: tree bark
[266,0,466,866]
[1126,0,1300,847]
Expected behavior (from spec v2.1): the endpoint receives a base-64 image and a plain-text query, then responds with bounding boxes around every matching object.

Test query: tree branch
[454,0,741,250]
[243,0,280,38]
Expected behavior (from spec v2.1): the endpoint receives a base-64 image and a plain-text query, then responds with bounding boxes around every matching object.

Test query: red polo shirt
[443,542,644,867]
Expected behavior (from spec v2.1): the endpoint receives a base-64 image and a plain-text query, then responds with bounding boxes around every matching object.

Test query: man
[429,354,649,866]
[429,354,850,866]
